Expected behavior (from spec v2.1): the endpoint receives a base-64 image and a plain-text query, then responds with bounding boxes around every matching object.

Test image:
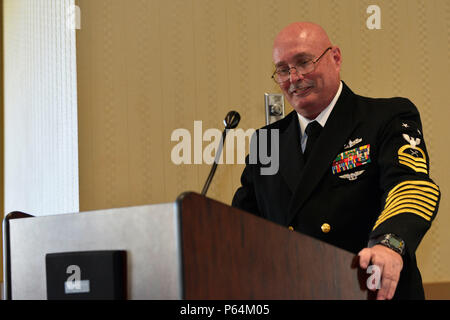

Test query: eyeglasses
[271,47,332,84]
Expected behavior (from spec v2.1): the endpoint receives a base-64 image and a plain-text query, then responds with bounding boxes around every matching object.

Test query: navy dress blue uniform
[232,82,440,299]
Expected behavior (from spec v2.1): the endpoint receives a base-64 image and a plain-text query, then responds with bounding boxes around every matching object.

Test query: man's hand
[358,245,403,300]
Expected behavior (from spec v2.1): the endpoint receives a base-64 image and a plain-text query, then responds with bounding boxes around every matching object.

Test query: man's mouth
[289,85,313,96]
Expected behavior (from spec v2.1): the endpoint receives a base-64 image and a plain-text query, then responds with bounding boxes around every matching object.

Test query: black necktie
[303,121,322,161]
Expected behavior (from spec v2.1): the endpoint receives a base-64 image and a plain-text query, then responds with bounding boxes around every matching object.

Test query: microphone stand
[201,129,227,196]
[201,111,240,196]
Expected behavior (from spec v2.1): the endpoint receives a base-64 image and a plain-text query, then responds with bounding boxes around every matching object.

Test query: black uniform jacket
[232,82,440,299]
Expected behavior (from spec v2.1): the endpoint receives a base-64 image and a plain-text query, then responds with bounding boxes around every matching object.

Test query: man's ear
[331,46,342,71]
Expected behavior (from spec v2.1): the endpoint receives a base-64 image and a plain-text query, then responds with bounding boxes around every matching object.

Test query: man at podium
[232,22,440,300]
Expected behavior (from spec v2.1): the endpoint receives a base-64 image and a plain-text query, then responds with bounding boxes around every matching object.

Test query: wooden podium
[3,192,373,300]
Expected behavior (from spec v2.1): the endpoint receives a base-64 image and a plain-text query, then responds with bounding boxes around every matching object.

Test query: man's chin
[290,99,321,119]
[289,94,314,110]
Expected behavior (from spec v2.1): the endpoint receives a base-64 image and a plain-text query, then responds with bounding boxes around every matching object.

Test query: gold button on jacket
[321,223,331,233]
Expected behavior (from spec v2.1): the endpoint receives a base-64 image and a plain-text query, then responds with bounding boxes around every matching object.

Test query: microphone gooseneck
[201,111,241,196]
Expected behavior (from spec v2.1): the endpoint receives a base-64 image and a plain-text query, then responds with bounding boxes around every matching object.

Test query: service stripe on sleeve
[373,209,431,230]
[384,198,435,214]
[378,202,434,221]
[385,193,437,209]
[372,180,440,231]
[385,187,439,205]
[387,180,439,197]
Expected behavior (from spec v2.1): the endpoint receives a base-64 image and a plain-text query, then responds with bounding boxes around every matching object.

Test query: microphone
[201,111,241,196]
[223,111,240,129]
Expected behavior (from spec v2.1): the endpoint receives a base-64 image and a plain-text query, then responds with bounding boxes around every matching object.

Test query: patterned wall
[3,0,79,216]
[77,0,450,283]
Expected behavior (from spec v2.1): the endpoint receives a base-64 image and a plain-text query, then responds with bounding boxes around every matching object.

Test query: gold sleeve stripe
[383,198,435,214]
[378,208,432,225]
[373,208,431,230]
[399,161,428,174]
[398,152,427,164]
[381,208,432,222]
[385,194,437,210]
[387,180,440,197]
[381,201,434,217]
[379,203,434,222]
[372,180,440,231]
[386,191,437,208]
[386,188,438,203]
[398,158,428,171]
[387,188,439,204]
[398,155,428,168]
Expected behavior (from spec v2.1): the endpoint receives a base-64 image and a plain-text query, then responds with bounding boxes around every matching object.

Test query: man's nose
[289,67,305,82]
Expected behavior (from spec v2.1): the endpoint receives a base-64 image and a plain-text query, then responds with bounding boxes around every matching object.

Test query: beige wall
[76,0,450,284]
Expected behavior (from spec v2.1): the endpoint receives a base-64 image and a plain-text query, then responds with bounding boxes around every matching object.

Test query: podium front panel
[7,203,182,299]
